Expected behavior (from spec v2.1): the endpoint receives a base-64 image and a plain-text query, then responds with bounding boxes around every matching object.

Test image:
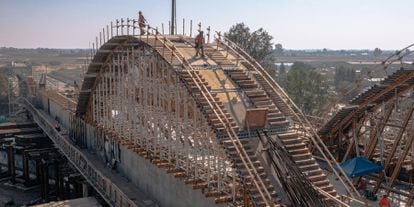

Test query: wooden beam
[342,117,366,162]
[384,127,414,194]
[326,71,414,138]
[373,103,414,193]
[365,102,395,159]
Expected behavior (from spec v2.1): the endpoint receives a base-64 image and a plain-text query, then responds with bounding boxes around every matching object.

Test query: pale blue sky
[0,0,413,49]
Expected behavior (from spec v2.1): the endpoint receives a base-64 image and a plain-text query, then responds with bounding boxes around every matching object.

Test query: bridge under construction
[2,17,414,207]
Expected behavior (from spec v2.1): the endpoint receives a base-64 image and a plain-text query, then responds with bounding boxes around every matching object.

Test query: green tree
[285,62,328,114]
[0,72,7,99]
[276,62,287,88]
[373,48,382,57]
[275,43,284,56]
[225,23,276,78]
[0,71,9,115]
[279,62,286,75]
[334,66,356,89]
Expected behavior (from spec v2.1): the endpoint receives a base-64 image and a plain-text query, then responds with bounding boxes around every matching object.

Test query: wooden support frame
[373,103,414,193]
[365,102,395,159]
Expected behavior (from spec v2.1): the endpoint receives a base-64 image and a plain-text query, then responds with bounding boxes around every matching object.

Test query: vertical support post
[54,160,61,198]
[95,37,99,51]
[107,25,109,41]
[190,20,193,37]
[22,150,29,183]
[146,25,150,43]
[207,26,211,43]
[7,146,15,183]
[127,18,130,35]
[353,118,359,156]
[111,21,113,38]
[99,32,102,47]
[132,19,136,36]
[121,18,124,35]
[102,28,106,43]
[116,19,119,36]
[168,21,171,35]
[35,159,41,184]
[171,0,176,35]
[42,159,49,202]
[182,18,185,35]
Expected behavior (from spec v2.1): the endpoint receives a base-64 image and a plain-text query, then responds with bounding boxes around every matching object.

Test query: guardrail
[22,99,137,207]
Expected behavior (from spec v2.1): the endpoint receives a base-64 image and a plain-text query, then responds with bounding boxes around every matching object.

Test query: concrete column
[22,150,30,184]
[54,160,61,198]
[7,146,15,184]
[82,183,89,197]
[41,161,49,202]
[35,159,41,184]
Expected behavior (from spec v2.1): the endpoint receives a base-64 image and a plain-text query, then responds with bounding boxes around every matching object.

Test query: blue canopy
[336,156,384,178]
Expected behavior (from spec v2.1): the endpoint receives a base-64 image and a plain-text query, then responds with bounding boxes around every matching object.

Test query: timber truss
[319,47,414,205]
[71,19,357,207]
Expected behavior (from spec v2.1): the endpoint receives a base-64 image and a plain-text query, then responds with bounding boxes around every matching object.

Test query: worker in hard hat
[194,31,205,58]
[138,11,147,35]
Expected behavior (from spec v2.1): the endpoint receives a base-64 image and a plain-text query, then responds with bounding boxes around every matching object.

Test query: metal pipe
[121,18,124,35]
[168,21,171,35]
[190,20,193,37]
[116,19,119,36]
[111,21,113,37]
[171,0,176,35]
[127,18,130,35]
[107,25,109,41]
[102,28,105,43]
[132,19,136,36]
[182,18,185,35]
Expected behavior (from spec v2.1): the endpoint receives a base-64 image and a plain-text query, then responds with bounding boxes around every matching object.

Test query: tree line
[225,23,328,115]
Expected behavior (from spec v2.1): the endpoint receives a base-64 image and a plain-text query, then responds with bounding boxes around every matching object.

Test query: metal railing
[22,99,137,207]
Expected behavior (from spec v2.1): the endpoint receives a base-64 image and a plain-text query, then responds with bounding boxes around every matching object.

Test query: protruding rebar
[127,18,130,35]
[182,18,185,35]
[207,26,211,43]
[116,19,119,36]
[107,25,109,41]
[102,28,105,43]
[132,19,136,36]
[168,21,171,35]
[99,32,102,47]
[111,21,113,37]
[121,18,124,35]
[146,25,150,43]
[190,20,193,37]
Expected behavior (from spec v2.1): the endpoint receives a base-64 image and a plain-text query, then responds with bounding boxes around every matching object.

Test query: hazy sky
[1,0,413,49]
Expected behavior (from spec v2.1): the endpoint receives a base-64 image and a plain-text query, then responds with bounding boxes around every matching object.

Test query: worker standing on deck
[194,31,205,58]
[379,194,391,207]
[138,11,147,35]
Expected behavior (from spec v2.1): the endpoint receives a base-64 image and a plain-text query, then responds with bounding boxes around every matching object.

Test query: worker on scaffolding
[138,11,147,35]
[194,31,205,58]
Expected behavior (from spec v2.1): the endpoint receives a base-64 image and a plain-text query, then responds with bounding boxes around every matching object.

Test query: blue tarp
[336,156,384,178]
